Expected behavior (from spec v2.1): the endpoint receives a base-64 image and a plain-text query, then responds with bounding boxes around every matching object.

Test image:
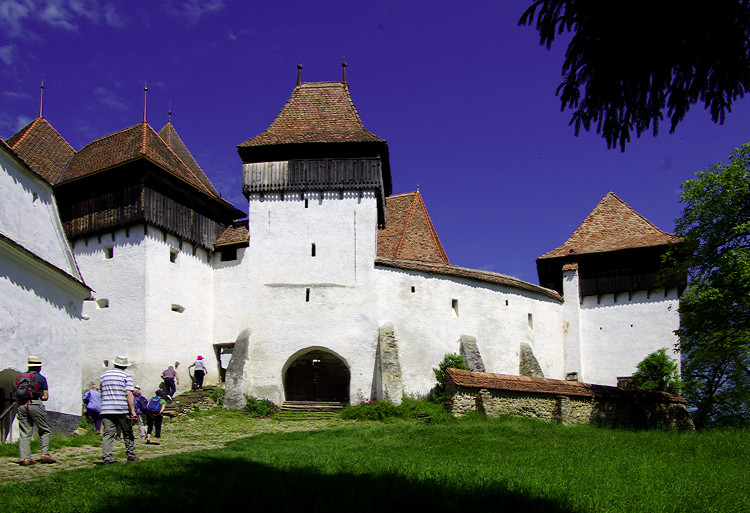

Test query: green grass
[1,413,747,512]
[0,430,101,458]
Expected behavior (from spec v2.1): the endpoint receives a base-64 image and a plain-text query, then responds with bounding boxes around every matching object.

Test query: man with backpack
[98,355,139,464]
[15,355,56,466]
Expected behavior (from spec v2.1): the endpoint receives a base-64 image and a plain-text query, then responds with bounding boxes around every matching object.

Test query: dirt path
[0,413,346,485]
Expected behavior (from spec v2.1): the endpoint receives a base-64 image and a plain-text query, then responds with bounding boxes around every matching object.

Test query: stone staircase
[163,385,219,418]
[274,401,347,421]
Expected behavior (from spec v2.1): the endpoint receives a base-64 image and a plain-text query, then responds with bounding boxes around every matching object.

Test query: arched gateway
[284,349,350,403]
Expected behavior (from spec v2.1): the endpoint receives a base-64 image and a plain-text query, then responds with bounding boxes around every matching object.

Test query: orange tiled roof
[6,117,75,184]
[60,122,231,206]
[158,122,221,197]
[376,258,562,301]
[377,191,449,264]
[539,192,681,259]
[215,220,249,246]
[447,368,685,403]
[238,82,384,147]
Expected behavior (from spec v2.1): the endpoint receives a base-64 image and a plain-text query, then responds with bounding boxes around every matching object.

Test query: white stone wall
[579,288,681,386]
[213,190,381,404]
[75,226,216,396]
[0,147,86,438]
[374,266,564,396]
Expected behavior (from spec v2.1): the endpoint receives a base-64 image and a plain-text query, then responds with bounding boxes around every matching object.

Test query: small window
[306,288,311,302]
[505,300,509,306]
[527,313,534,331]
[305,198,309,208]
[103,246,113,259]
[96,299,109,309]
[170,248,178,263]
[220,247,237,261]
[451,299,459,319]
[171,304,185,313]
[311,243,316,257]
[411,286,416,293]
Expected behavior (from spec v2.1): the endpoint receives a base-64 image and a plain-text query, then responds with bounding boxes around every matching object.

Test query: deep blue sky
[2,1,749,284]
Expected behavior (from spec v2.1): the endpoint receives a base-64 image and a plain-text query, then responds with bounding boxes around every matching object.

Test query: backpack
[146,396,163,415]
[134,395,148,413]
[14,372,41,401]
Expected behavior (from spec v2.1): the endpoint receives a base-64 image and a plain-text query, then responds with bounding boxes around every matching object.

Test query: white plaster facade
[0,144,89,440]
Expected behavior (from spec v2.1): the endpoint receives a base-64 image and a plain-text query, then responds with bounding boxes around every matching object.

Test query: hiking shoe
[38,455,57,464]
[127,456,140,462]
[19,459,36,466]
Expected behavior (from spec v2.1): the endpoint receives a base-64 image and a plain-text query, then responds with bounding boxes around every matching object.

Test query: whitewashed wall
[374,266,564,396]
[75,226,216,396]
[579,288,681,386]
[1,147,87,438]
[213,190,380,404]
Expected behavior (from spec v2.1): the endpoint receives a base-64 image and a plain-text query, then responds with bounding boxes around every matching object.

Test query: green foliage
[664,142,750,428]
[340,396,454,423]
[520,1,750,151]
[632,348,683,394]
[242,395,279,418]
[431,353,469,402]
[210,388,225,406]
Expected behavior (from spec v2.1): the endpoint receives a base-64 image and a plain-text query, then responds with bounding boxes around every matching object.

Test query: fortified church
[0,68,684,433]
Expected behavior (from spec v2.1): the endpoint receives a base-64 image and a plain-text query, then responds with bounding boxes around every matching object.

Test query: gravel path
[0,413,346,486]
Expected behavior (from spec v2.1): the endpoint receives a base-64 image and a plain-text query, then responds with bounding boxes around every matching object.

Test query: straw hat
[27,356,42,367]
[113,355,132,368]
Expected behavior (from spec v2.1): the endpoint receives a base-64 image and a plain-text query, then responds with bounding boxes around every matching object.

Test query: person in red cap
[188,356,207,390]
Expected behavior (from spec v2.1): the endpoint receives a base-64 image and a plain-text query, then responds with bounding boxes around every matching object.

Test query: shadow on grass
[1,449,577,513]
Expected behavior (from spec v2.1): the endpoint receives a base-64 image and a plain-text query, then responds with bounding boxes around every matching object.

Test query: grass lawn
[0,411,747,512]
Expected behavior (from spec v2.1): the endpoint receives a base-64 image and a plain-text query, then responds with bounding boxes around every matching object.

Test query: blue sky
[2,1,749,284]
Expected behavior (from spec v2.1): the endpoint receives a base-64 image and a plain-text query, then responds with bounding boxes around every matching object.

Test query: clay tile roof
[159,122,221,197]
[377,191,449,265]
[238,81,384,147]
[6,117,75,184]
[446,368,686,403]
[376,258,562,301]
[215,220,249,246]
[60,122,229,205]
[539,192,681,259]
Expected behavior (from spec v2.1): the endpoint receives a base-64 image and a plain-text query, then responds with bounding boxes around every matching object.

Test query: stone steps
[280,401,347,413]
[162,386,219,418]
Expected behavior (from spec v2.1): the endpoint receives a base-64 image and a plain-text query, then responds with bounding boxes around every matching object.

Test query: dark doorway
[284,350,350,402]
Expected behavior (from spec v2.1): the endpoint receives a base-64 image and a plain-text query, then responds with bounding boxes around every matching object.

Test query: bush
[632,348,684,395]
[341,398,400,420]
[242,395,279,418]
[340,396,455,423]
[211,388,225,406]
[431,353,469,402]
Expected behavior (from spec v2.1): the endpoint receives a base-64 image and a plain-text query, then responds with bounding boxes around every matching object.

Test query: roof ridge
[9,117,42,151]
[149,124,216,198]
[415,191,450,265]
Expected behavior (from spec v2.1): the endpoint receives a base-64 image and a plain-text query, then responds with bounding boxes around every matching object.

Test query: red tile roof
[447,368,685,403]
[59,122,237,211]
[539,192,681,259]
[215,220,249,246]
[158,122,221,197]
[376,258,562,301]
[238,82,384,147]
[377,191,449,264]
[6,117,75,184]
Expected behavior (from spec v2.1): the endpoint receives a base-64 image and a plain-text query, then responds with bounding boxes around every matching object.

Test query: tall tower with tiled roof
[536,192,684,386]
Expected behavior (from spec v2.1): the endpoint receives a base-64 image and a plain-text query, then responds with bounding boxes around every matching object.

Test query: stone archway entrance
[284,350,350,402]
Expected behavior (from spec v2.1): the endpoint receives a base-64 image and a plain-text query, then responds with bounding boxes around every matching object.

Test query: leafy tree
[519,1,750,151]
[631,348,683,395]
[666,142,750,427]
[431,353,469,402]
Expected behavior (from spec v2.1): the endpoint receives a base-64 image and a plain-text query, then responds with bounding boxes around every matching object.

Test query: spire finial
[296,63,302,87]
[417,184,420,192]
[342,59,347,84]
[39,80,44,118]
[143,82,148,123]
[168,99,172,124]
